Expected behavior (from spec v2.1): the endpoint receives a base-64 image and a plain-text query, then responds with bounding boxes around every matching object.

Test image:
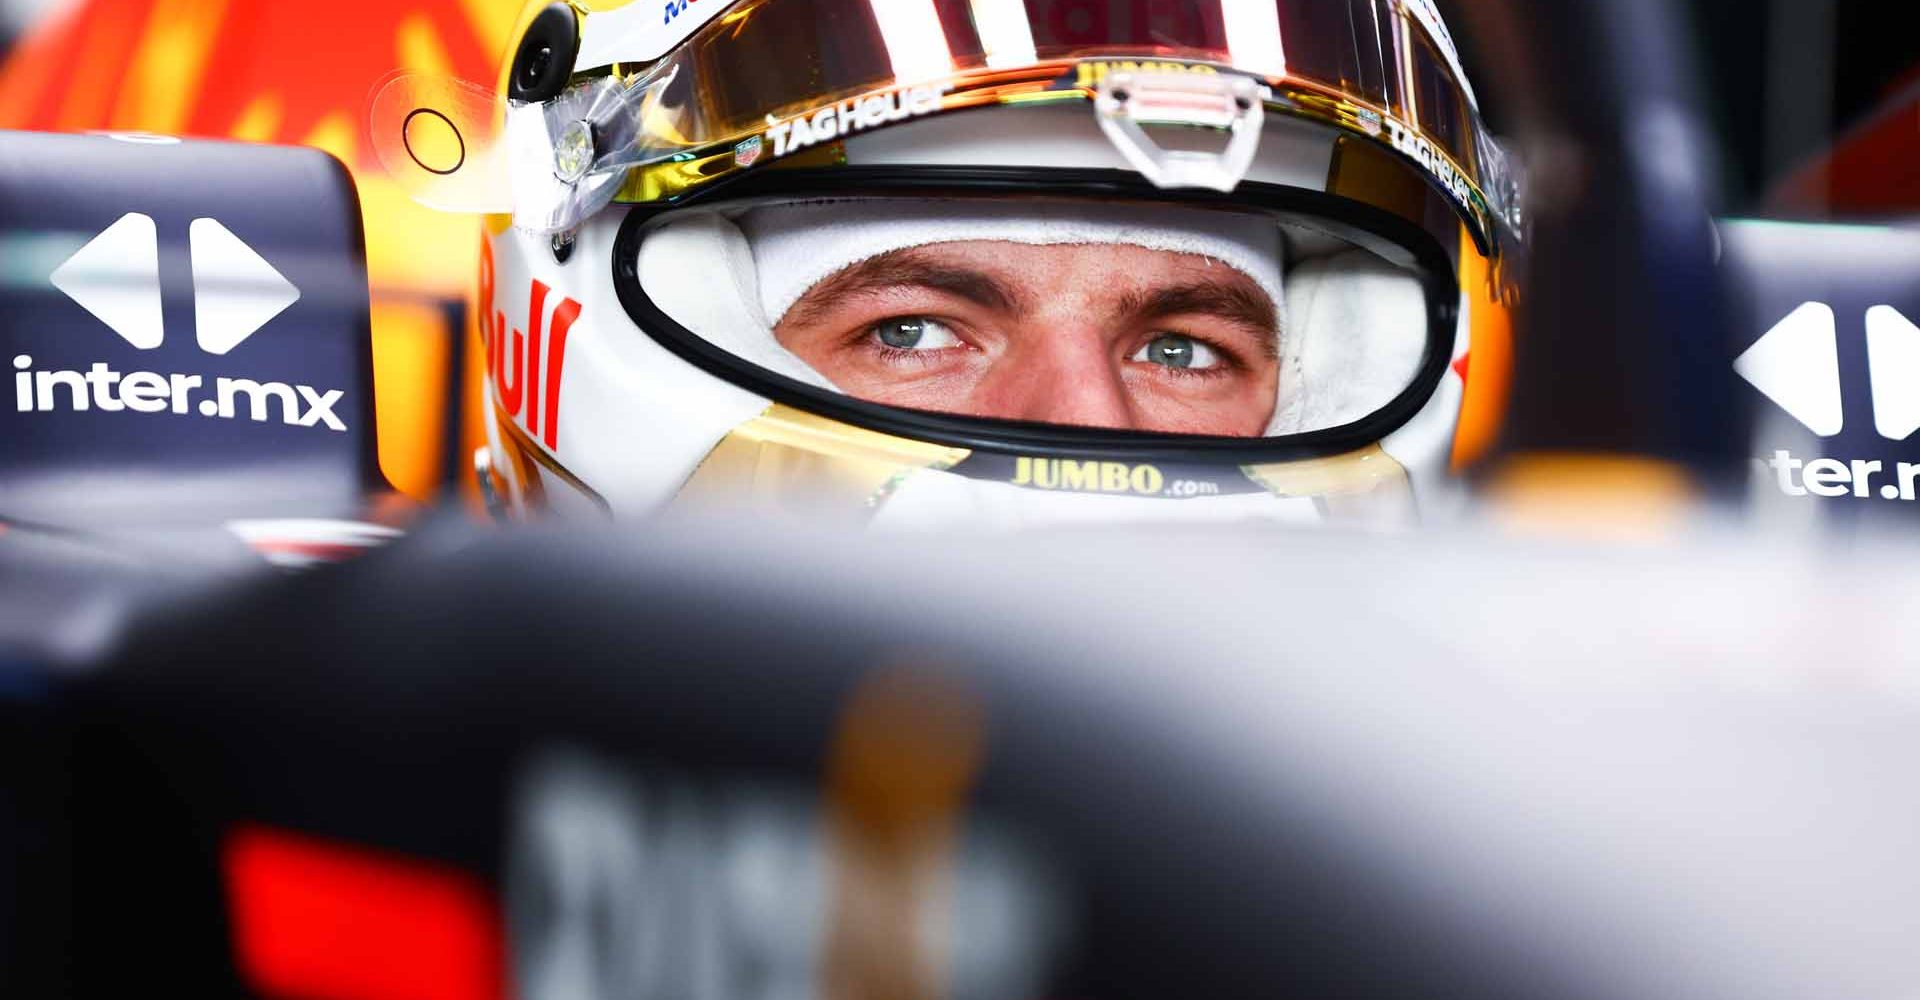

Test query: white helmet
[375,0,1523,529]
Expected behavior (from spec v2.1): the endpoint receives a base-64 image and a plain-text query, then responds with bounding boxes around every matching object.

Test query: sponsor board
[18,212,345,431]
[14,356,344,430]
[1735,302,1920,441]
[1739,301,1920,503]
[1758,450,1920,501]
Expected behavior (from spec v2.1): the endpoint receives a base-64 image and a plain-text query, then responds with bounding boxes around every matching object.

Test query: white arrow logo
[1738,303,1920,441]
[1866,305,1920,441]
[48,214,299,355]
[188,218,300,355]
[48,212,164,350]
[1735,301,1844,437]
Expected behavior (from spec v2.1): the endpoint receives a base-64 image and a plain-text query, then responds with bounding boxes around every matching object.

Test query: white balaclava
[636,198,1427,436]
[740,198,1287,331]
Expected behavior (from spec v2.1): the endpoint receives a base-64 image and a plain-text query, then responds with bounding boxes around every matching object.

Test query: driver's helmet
[375,0,1523,528]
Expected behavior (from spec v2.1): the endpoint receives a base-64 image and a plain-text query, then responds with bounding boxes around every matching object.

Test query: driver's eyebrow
[780,247,1028,329]
[1120,281,1282,360]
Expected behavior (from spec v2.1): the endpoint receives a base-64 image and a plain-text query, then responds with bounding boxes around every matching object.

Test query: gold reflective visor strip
[496,405,612,512]
[605,61,1497,252]
[1242,444,1411,498]
[1245,445,1417,524]
[1327,133,1430,233]
[676,404,972,519]
[681,409,1414,516]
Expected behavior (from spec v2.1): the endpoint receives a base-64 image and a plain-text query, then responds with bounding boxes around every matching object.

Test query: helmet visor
[618,0,1474,150]
[377,0,1515,248]
[626,0,1505,235]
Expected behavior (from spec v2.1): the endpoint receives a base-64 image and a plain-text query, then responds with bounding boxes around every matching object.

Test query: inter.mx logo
[1737,302,1920,499]
[12,212,346,432]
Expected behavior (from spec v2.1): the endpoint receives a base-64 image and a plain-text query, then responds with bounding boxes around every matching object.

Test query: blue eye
[872,317,960,351]
[1133,335,1221,370]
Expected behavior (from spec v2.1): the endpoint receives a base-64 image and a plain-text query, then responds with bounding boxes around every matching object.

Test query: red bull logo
[479,241,580,452]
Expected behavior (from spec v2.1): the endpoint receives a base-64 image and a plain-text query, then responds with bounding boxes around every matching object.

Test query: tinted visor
[375,0,1514,248]
[629,0,1462,153]
[613,0,1508,233]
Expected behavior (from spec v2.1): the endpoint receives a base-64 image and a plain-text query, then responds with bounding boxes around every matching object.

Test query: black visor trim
[611,167,1459,464]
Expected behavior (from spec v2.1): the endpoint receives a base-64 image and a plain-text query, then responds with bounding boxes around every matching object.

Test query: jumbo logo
[479,241,580,451]
[1011,457,1166,496]
[1074,60,1219,88]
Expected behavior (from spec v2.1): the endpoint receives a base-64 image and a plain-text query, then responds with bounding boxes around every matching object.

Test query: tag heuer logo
[734,135,764,168]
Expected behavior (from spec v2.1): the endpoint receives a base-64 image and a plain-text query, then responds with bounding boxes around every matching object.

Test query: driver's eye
[872,317,961,351]
[1133,334,1221,370]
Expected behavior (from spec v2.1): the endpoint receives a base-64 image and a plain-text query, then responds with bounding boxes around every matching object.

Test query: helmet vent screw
[520,46,552,91]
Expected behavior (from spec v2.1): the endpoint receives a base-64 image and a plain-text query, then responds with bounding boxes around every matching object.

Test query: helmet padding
[1270,250,1428,435]
[635,212,838,390]
[738,198,1288,328]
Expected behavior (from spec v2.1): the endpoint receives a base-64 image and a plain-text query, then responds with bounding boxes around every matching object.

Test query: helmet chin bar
[1094,70,1267,193]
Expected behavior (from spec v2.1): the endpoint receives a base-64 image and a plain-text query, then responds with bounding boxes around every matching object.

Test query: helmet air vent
[1094,70,1266,193]
[510,3,579,103]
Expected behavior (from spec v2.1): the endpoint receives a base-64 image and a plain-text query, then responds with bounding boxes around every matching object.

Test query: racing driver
[375,0,1524,528]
